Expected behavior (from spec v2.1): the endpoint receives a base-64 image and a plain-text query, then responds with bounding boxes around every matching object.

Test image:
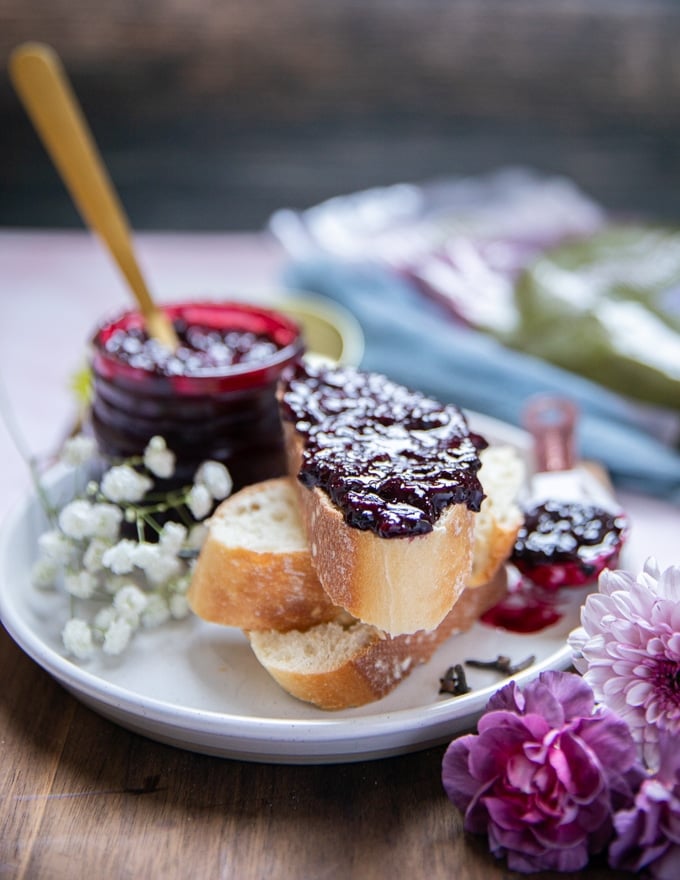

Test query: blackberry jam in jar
[90,301,304,489]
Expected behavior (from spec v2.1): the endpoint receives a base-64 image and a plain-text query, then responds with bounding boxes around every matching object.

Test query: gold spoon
[9,42,179,350]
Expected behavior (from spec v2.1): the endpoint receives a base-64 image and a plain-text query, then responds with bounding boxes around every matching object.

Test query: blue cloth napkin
[283,259,680,504]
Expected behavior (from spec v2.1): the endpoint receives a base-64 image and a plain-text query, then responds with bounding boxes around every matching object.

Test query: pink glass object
[90,301,304,490]
[511,395,629,590]
[523,395,578,473]
[482,396,628,633]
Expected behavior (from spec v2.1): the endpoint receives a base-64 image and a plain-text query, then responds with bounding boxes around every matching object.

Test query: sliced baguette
[288,451,476,637]
[188,447,524,633]
[469,445,526,587]
[248,567,507,710]
[187,478,342,632]
[277,364,510,636]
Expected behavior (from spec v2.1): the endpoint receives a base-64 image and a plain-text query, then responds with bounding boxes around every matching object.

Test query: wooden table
[0,231,672,879]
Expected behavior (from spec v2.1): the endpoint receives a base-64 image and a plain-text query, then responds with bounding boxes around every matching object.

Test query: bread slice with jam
[278,362,489,635]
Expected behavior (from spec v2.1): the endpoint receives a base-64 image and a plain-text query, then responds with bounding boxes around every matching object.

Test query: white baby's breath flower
[33,433,206,660]
[169,593,190,619]
[113,584,148,623]
[64,569,97,599]
[132,543,182,585]
[187,523,208,551]
[143,435,176,479]
[90,503,123,541]
[102,616,134,655]
[130,541,157,571]
[93,605,117,635]
[62,618,95,659]
[102,574,132,595]
[60,434,98,467]
[38,529,76,565]
[102,539,138,575]
[58,499,94,540]
[82,538,109,574]
[141,594,171,628]
[187,483,212,520]
[101,464,153,503]
[169,572,192,595]
[195,461,232,501]
[158,521,187,555]
[31,557,59,589]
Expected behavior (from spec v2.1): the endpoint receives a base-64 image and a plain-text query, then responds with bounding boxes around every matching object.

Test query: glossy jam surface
[103,321,282,376]
[279,362,486,537]
[511,500,628,589]
[91,302,303,490]
[93,302,302,391]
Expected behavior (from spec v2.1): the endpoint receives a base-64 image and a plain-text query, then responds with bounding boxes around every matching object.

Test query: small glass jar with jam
[89,301,304,490]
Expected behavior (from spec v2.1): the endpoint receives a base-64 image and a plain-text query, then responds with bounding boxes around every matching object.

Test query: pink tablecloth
[0,229,677,571]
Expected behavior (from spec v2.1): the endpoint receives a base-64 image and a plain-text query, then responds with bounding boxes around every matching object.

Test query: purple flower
[569,558,680,770]
[609,733,680,879]
[442,670,642,873]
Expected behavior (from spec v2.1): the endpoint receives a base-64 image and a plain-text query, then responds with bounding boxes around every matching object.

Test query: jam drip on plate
[279,362,487,538]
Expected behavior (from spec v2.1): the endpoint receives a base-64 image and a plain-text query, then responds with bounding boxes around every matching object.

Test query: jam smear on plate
[480,578,563,633]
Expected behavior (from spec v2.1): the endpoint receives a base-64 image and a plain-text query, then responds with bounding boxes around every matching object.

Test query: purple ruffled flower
[442,670,643,873]
[609,733,680,879]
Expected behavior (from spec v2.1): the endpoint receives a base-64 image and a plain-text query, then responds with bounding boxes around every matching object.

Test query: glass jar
[89,301,304,490]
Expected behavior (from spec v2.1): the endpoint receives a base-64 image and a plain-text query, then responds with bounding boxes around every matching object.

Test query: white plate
[0,413,612,764]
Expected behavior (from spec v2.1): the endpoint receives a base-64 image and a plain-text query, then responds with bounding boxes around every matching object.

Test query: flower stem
[0,371,56,522]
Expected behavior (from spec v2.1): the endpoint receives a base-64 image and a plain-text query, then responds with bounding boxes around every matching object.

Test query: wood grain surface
[0,623,632,880]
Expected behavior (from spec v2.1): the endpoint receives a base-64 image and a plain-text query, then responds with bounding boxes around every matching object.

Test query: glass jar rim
[91,300,305,388]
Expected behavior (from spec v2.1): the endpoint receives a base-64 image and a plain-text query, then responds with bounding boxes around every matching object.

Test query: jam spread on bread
[511,499,628,588]
[279,363,487,538]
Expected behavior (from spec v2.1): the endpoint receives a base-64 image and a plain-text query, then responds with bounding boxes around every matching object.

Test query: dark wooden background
[1,0,680,231]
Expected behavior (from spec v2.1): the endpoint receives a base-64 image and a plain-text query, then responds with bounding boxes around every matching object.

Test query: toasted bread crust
[189,441,523,635]
[248,568,507,710]
[187,536,340,631]
[188,470,516,710]
[187,480,342,631]
[296,478,475,635]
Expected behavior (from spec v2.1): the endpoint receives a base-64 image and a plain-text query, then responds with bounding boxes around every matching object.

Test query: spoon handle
[9,42,178,349]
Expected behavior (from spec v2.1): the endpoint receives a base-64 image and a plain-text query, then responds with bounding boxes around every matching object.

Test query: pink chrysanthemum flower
[569,558,680,771]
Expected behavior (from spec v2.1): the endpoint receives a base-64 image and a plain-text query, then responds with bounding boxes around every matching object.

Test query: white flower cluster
[33,434,232,660]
